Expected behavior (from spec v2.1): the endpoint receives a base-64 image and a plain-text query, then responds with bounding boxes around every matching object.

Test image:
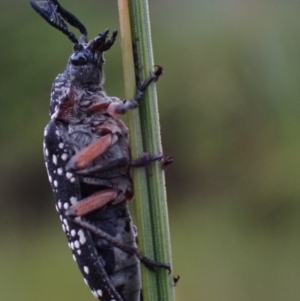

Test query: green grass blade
[117,1,175,301]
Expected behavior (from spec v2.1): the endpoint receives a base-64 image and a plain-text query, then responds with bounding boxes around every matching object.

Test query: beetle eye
[73,44,83,52]
[70,52,88,66]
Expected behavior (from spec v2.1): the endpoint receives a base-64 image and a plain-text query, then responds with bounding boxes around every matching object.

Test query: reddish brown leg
[66,189,118,216]
[66,134,113,171]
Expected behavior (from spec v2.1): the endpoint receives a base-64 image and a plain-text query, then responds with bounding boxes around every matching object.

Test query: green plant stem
[117,1,175,301]
[117,2,160,301]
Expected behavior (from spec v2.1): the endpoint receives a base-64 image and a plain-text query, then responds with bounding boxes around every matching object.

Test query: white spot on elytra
[44,128,48,136]
[62,224,66,232]
[92,291,98,298]
[70,197,77,205]
[70,242,74,250]
[83,266,90,274]
[58,201,62,209]
[48,175,52,183]
[71,230,76,237]
[52,154,57,165]
[66,172,72,179]
[54,180,58,187]
[59,143,64,149]
[77,249,82,255]
[57,168,63,175]
[74,240,80,249]
[83,278,88,286]
[70,177,76,183]
[97,290,103,297]
[61,153,68,161]
[63,202,69,209]
[63,219,68,227]
[78,230,86,245]
[72,254,76,262]
[45,148,49,157]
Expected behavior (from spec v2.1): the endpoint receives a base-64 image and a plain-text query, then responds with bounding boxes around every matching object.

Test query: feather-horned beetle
[29,1,171,301]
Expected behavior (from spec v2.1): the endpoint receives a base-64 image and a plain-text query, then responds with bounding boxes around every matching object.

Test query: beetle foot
[138,254,171,273]
[130,152,163,167]
[161,156,173,169]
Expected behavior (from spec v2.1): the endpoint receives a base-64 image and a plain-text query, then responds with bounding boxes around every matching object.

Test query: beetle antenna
[29,0,88,44]
[50,0,88,43]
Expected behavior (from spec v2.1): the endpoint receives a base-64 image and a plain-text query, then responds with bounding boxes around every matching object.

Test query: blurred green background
[1,0,300,300]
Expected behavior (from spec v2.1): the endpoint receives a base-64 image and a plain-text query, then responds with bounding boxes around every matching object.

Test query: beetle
[29,1,170,301]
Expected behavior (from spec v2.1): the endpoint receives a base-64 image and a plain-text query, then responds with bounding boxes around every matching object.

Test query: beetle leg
[75,153,163,176]
[66,134,113,171]
[73,217,171,272]
[130,153,163,167]
[131,153,173,170]
[74,153,171,176]
[137,254,171,273]
[66,189,118,216]
[110,66,163,115]
[75,158,129,176]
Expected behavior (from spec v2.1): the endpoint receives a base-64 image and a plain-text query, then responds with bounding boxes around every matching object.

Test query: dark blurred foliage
[1,0,300,300]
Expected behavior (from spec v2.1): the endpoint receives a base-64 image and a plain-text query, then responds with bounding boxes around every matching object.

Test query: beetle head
[29,0,117,87]
[65,29,117,88]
